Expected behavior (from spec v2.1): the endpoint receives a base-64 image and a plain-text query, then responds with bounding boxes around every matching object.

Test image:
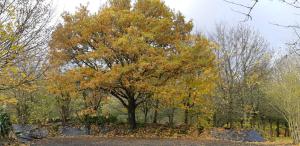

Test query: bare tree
[0,0,53,90]
[211,23,271,128]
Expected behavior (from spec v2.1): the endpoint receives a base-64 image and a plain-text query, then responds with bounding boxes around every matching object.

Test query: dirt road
[30,137,279,146]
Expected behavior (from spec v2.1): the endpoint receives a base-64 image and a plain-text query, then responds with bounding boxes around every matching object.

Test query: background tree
[0,0,52,90]
[46,70,79,126]
[156,36,217,126]
[6,47,50,124]
[264,54,300,144]
[138,97,153,123]
[211,23,271,128]
[0,1,52,140]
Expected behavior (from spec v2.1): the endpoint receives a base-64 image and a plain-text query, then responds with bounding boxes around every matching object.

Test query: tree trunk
[184,108,189,125]
[84,115,91,135]
[127,98,137,130]
[184,92,192,126]
[276,120,280,137]
[60,101,70,126]
[153,99,159,124]
[284,122,290,137]
[289,120,300,144]
[168,108,175,127]
[16,102,30,125]
[227,95,235,129]
[229,121,233,129]
[57,96,71,126]
[61,105,69,126]
[144,109,148,123]
[262,119,266,131]
[213,113,217,127]
[269,120,273,137]
[250,119,254,128]
[240,120,244,129]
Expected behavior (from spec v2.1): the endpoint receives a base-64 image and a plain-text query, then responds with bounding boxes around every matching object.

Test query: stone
[60,126,88,136]
[13,124,37,134]
[18,134,34,143]
[29,128,48,139]
[12,124,48,143]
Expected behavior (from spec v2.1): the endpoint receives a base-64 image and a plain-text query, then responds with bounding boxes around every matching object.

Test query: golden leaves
[49,0,218,124]
[78,108,97,117]
[0,95,17,106]
[46,70,79,99]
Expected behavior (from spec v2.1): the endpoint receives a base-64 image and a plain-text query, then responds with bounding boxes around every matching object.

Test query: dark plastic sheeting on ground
[211,129,265,142]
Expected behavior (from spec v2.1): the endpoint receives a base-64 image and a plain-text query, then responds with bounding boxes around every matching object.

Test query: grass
[263,137,294,145]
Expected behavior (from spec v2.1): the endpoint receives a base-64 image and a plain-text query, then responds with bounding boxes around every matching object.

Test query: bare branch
[224,0,253,9]
[281,0,300,8]
[224,0,258,21]
[270,22,300,29]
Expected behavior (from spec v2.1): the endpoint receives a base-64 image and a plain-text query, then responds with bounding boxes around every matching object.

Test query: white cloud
[51,0,298,53]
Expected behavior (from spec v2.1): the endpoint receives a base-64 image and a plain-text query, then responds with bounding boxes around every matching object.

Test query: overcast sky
[52,0,300,55]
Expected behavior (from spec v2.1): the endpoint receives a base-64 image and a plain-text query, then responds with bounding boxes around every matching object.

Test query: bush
[83,116,99,126]
[83,115,118,126]
[107,115,117,124]
[0,110,12,138]
[96,115,118,126]
[86,115,118,126]
[96,116,105,126]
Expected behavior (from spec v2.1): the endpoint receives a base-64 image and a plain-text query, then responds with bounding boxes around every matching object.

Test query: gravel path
[30,137,278,146]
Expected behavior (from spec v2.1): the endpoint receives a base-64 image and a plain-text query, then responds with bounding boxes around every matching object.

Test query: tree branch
[224,0,258,21]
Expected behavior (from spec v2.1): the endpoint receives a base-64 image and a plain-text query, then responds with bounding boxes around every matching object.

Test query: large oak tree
[50,0,216,129]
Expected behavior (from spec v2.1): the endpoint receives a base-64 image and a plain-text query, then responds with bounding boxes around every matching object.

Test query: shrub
[107,115,117,124]
[84,116,99,126]
[96,116,106,126]
[82,115,118,126]
[0,110,12,138]
[96,115,118,126]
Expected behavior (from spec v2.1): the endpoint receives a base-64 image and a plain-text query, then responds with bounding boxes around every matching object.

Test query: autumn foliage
[2,0,296,145]
[49,0,217,129]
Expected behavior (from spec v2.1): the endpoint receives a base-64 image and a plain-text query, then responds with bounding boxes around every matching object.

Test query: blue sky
[52,0,300,55]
